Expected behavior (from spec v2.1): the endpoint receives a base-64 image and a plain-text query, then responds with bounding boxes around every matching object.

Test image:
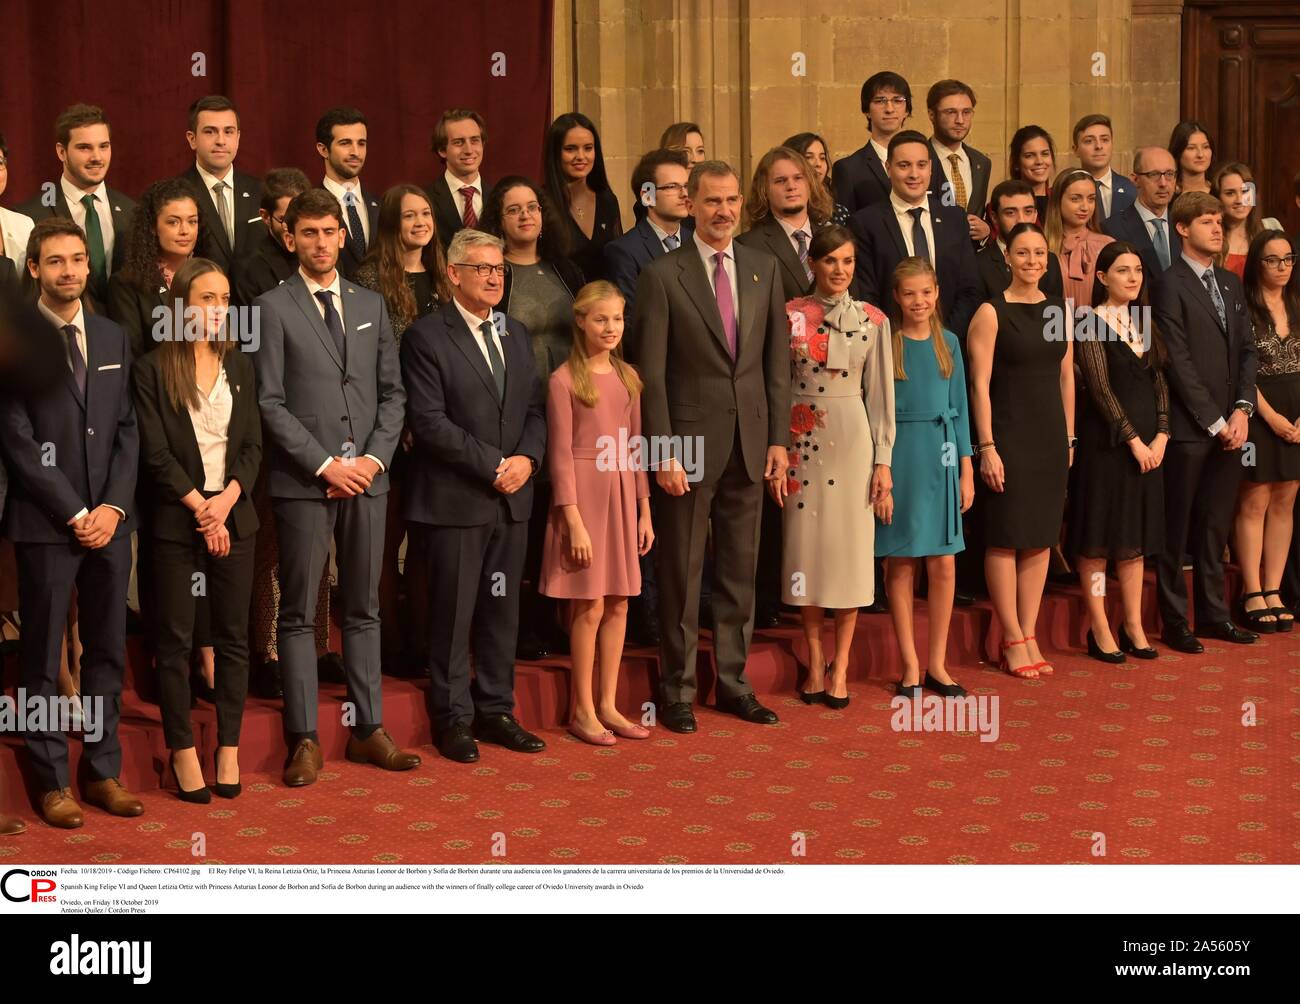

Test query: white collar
[299,266,341,300]
[931,137,965,160]
[195,162,234,190]
[445,167,482,195]
[1094,168,1113,190]
[323,175,362,204]
[646,216,680,243]
[694,231,733,262]
[60,175,107,207]
[890,191,927,216]
[1135,200,1168,224]
[452,294,494,334]
[38,298,85,335]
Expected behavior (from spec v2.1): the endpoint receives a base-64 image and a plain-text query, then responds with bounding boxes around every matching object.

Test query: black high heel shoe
[213,749,241,800]
[796,661,825,705]
[169,753,211,804]
[1117,625,1158,660]
[1263,590,1295,633]
[824,664,851,709]
[1086,629,1125,664]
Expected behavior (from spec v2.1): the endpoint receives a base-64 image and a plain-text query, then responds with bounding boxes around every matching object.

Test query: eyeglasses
[503,202,540,218]
[655,183,687,194]
[271,214,286,226]
[1135,170,1178,182]
[453,262,507,277]
[936,109,973,119]
[870,96,908,108]
[1262,255,1298,270]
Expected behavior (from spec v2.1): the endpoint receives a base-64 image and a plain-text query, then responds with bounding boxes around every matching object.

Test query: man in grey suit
[632,161,791,734]
[253,188,419,786]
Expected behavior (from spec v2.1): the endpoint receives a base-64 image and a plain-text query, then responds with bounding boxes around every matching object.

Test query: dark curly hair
[479,175,572,261]
[119,178,205,294]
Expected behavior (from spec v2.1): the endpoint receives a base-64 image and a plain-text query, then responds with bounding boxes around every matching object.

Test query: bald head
[1132,146,1177,212]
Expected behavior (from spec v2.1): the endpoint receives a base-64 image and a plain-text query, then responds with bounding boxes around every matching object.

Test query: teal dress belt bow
[895,405,962,546]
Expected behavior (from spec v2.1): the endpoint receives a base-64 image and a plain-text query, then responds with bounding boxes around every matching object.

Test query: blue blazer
[604,215,694,317]
[400,300,546,527]
[1098,174,1136,220]
[0,313,138,543]
[1103,202,1182,278]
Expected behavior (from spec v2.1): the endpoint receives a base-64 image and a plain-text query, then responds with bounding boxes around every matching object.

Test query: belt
[895,406,962,545]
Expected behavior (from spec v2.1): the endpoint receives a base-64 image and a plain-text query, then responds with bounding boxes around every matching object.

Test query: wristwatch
[1235,401,1256,418]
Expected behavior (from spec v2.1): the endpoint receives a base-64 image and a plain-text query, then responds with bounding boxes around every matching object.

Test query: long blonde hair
[889,257,953,381]
[567,281,642,407]
[744,146,833,229]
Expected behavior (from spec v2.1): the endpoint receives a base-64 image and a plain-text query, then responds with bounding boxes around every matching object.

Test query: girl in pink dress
[541,281,655,745]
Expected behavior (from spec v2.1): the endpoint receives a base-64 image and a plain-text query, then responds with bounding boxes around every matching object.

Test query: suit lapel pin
[241,192,249,198]
[753,274,759,282]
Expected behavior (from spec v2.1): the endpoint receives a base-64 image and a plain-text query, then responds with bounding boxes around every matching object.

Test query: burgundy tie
[713,251,737,359]
[460,187,478,228]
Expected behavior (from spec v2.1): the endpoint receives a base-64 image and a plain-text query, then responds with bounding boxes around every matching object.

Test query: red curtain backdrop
[0,0,554,202]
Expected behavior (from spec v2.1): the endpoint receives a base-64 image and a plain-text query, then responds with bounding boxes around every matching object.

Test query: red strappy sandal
[1025,634,1053,676]
[1000,637,1038,679]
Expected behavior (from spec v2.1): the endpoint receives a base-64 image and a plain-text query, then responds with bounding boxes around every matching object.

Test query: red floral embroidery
[799,299,825,331]
[860,301,886,327]
[785,474,801,495]
[808,331,829,363]
[790,403,817,435]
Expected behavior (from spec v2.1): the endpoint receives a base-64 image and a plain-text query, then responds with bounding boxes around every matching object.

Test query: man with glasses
[833,71,912,217]
[234,167,310,306]
[925,79,991,244]
[400,229,547,764]
[606,148,693,320]
[252,188,416,787]
[1104,147,1183,276]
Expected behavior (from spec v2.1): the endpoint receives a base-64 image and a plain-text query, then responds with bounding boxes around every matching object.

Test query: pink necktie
[713,251,737,358]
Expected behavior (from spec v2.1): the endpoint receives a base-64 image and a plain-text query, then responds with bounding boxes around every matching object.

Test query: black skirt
[1245,372,1300,483]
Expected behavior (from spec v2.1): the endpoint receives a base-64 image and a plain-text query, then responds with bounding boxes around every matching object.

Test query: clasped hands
[323,455,381,499]
[71,505,121,550]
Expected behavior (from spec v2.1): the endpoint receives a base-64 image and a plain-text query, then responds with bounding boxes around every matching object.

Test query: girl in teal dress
[876,258,974,698]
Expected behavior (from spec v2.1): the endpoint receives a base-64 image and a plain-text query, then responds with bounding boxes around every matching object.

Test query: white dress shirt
[694,231,739,331]
[61,176,116,273]
[647,216,681,252]
[1135,200,1171,245]
[776,214,813,261]
[452,293,506,371]
[870,138,890,167]
[195,162,236,242]
[446,168,484,223]
[299,267,386,476]
[0,205,35,270]
[931,137,972,210]
[186,364,232,492]
[37,298,126,523]
[323,175,370,244]
[1094,168,1114,217]
[889,192,937,275]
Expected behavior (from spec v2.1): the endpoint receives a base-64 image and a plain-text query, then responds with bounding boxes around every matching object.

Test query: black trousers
[420,500,528,730]
[15,535,130,792]
[1157,438,1245,627]
[152,532,255,750]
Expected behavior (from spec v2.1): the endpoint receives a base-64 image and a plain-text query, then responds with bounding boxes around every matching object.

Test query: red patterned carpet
[4,619,1296,865]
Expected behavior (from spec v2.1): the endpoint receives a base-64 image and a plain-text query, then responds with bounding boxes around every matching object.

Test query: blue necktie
[663,232,680,251]
[63,324,86,397]
[315,290,346,363]
[908,207,931,264]
[344,191,366,261]
[1202,268,1227,330]
[1150,218,1171,270]
[478,320,506,402]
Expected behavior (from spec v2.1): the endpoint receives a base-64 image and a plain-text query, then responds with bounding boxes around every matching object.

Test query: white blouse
[187,366,232,492]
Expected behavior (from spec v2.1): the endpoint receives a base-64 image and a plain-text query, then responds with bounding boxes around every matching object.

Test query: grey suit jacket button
[86,428,95,436]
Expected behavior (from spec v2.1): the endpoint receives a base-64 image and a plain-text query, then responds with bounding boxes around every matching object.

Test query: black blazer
[735,216,814,303]
[926,141,992,219]
[603,215,695,316]
[106,272,168,358]
[832,142,891,218]
[1103,203,1182,279]
[0,313,138,543]
[1152,258,1256,442]
[16,183,136,308]
[975,241,1065,302]
[178,165,262,276]
[233,228,297,306]
[848,194,983,337]
[400,300,546,527]
[336,185,382,280]
[424,173,494,252]
[132,348,261,542]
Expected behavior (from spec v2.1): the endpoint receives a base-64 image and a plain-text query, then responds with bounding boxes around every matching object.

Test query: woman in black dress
[967,222,1074,678]
[543,112,623,281]
[1233,230,1300,631]
[353,184,450,674]
[1068,241,1169,661]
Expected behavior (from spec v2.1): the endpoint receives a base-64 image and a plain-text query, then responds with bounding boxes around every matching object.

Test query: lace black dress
[1246,317,1300,483]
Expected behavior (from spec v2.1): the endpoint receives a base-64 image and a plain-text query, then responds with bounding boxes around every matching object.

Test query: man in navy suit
[0,218,141,829]
[316,107,381,280]
[1103,147,1181,277]
[924,79,992,244]
[400,229,548,763]
[16,104,136,311]
[848,130,982,339]
[1073,114,1135,221]
[180,95,262,279]
[605,148,693,320]
[833,71,912,218]
[1152,193,1258,653]
[253,188,417,787]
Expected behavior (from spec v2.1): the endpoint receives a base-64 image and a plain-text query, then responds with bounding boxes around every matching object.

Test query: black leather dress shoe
[1160,624,1204,654]
[1196,621,1258,645]
[953,590,975,607]
[317,652,347,683]
[660,702,697,733]
[718,693,779,724]
[473,713,546,752]
[437,723,480,763]
[515,636,551,662]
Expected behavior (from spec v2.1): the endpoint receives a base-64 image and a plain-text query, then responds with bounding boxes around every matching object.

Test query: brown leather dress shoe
[41,788,84,829]
[83,778,145,817]
[1,813,28,835]
[346,728,421,771]
[283,738,324,787]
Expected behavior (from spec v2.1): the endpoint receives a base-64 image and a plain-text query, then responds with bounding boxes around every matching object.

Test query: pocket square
[97,363,122,371]
[246,216,261,224]
[357,321,373,330]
